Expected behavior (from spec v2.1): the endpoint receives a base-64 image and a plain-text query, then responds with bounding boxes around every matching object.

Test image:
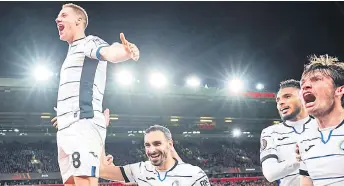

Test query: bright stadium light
[150,72,167,88]
[116,70,134,86]
[33,66,53,81]
[186,76,201,87]
[232,128,242,137]
[256,83,264,90]
[228,78,244,93]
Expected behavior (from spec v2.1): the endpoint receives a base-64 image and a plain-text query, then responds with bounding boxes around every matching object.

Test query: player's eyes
[311,76,322,82]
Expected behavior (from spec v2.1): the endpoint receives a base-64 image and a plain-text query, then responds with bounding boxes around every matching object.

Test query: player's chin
[151,161,162,166]
[149,158,162,166]
[59,34,68,41]
[305,104,321,116]
[281,112,295,121]
[59,32,69,41]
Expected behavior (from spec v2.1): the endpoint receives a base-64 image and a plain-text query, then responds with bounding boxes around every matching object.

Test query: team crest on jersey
[172,180,180,186]
[260,139,267,151]
[340,141,344,151]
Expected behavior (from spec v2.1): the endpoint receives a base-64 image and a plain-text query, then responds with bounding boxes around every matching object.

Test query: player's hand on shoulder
[51,116,58,129]
[104,108,110,127]
[51,107,58,129]
[120,33,139,61]
[296,144,302,162]
[105,154,114,166]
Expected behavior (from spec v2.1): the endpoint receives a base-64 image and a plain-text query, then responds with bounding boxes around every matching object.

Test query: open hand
[120,33,139,61]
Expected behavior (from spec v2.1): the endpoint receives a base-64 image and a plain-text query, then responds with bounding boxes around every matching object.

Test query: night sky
[1,1,344,92]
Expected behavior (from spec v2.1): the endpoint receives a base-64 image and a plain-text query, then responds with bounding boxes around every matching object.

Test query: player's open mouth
[58,24,65,32]
[303,92,316,108]
[280,107,289,114]
[150,154,160,160]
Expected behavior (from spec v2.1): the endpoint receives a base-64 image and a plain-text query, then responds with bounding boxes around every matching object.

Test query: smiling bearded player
[54,3,139,186]
[99,125,210,186]
[297,55,344,186]
[260,79,317,186]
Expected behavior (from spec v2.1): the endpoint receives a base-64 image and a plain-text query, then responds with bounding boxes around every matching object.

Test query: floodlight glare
[228,78,244,93]
[33,66,53,81]
[256,83,264,90]
[116,70,134,86]
[186,76,201,87]
[150,72,167,88]
[232,128,242,137]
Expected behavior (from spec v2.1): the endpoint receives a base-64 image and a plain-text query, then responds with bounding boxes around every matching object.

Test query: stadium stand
[0,78,278,185]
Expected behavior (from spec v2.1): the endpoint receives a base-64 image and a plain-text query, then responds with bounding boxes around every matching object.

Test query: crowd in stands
[0,140,276,185]
[211,180,276,186]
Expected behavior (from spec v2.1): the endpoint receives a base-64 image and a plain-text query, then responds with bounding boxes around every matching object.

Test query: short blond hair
[308,54,341,66]
[62,3,88,29]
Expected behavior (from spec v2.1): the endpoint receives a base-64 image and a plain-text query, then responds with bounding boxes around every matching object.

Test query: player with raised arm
[99,125,210,186]
[298,55,344,186]
[54,3,139,186]
[260,79,317,186]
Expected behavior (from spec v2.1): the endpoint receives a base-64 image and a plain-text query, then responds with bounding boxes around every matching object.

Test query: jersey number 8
[72,152,81,168]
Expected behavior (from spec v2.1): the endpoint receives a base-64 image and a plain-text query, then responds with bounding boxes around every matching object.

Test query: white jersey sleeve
[260,126,300,182]
[84,35,110,60]
[262,157,300,182]
[120,162,141,183]
[189,166,210,186]
[260,127,278,163]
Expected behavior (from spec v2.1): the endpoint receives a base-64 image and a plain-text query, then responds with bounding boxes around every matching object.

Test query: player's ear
[75,17,82,26]
[335,85,344,97]
[168,140,173,148]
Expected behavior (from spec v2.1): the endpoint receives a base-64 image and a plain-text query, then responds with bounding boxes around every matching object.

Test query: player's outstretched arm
[99,152,126,182]
[100,151,140,184]
[99,33,139,63]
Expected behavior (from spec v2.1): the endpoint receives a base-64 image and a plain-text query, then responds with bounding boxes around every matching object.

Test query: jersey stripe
[79,57,99,119]
[304,154,344,161]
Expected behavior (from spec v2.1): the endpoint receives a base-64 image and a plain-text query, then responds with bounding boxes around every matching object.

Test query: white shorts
[57,119,106,183]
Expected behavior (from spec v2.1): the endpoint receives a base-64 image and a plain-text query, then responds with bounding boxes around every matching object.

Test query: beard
[281,106,301,121]
[149,150,168,166]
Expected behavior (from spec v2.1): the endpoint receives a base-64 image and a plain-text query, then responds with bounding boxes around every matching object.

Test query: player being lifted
[260,79,317,186]
[54,3,139,186]
[99,125,210,186]
[51,111,183,185]
[298,55,344,186]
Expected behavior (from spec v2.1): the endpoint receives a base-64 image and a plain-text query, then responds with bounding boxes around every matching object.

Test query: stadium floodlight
[186,76,201,87]
[232,128,242,137]
[116,70,134,86]
[150,72,167,88]
[256,83,264,90]
[33,66,53,81]
[228,78,244,93]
